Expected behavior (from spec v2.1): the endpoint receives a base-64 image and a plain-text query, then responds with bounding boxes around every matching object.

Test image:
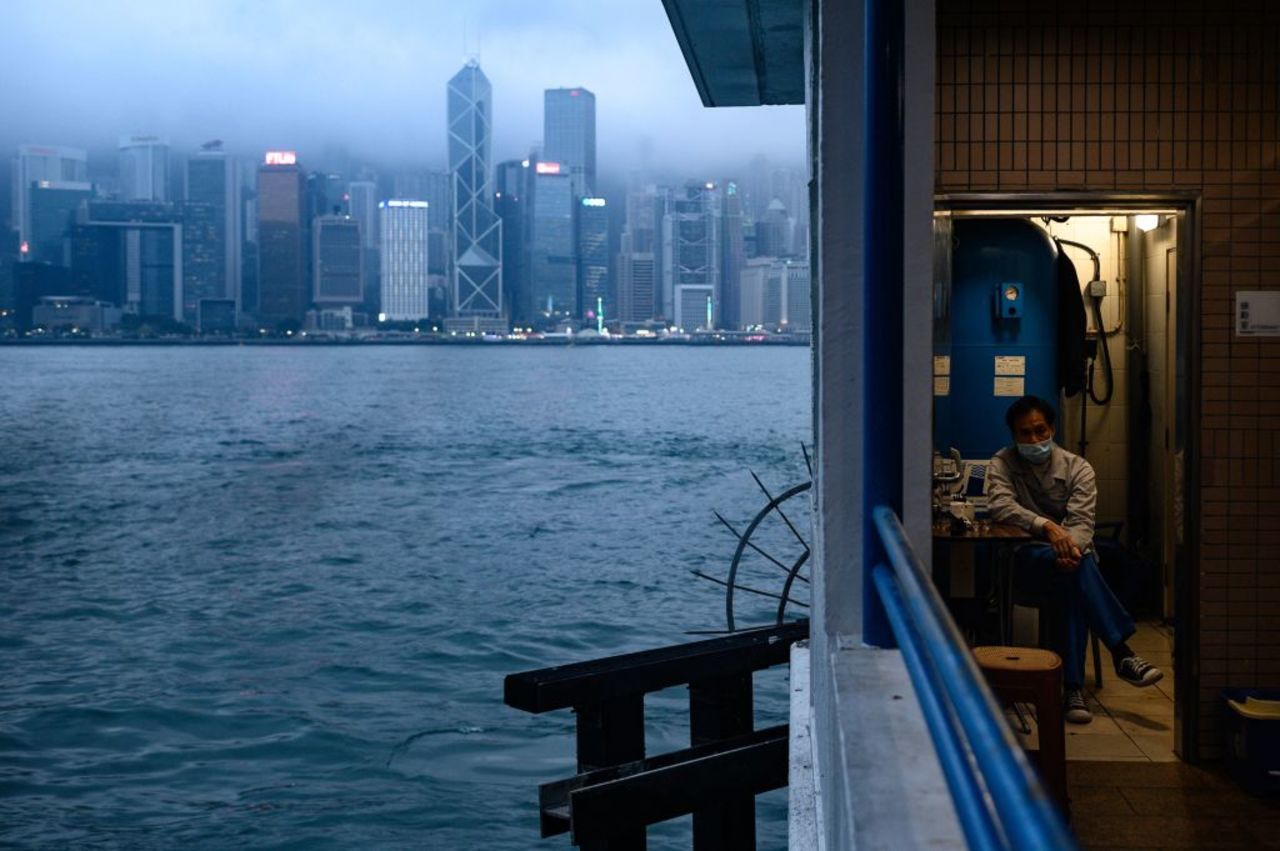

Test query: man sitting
[987,395,1163,724]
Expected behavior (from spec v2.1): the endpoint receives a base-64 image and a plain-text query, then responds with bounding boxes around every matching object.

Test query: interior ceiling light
[1135,214,1160,232]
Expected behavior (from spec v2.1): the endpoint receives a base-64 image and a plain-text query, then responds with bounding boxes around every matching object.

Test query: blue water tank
[935,219,1060,458]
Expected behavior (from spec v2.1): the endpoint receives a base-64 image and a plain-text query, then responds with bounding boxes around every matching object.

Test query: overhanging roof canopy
[661,0,805,107]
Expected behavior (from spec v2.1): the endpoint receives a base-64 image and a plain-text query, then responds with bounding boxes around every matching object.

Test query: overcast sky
[2,0,805,179]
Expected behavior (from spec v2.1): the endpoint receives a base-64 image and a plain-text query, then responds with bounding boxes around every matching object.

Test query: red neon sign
[264,151,297,166]
[535,162,561,175]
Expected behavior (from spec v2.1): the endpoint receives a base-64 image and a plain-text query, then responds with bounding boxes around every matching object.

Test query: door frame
[934,190,1203,761]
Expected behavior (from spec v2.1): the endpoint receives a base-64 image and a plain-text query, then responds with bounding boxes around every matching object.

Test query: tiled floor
[1070,621,1177,763]
[1068,761,1280,850]
[1008,621,1177,762]
[1001,622,1280,848]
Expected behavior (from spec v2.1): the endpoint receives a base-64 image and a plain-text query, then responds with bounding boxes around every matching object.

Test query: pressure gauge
[995,282,1022,318]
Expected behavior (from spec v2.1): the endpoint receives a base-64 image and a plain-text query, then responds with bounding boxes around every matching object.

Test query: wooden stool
[973,646,1069,819]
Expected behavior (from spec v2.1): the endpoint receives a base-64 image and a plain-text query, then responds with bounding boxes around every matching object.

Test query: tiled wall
[937,0,1280,758]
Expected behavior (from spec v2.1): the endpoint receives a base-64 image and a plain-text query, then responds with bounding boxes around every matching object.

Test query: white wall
[1038,215,1130,524]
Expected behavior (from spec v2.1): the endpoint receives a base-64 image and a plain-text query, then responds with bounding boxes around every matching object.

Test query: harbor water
[0,345,811,849]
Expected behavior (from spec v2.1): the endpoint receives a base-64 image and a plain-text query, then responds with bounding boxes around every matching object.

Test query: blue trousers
[1013,544,1136,687]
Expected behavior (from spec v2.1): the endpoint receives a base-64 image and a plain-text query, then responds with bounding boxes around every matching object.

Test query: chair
[974,646,1070,818]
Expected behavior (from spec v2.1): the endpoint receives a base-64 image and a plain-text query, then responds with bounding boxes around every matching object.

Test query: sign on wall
[1236,291,1280,337]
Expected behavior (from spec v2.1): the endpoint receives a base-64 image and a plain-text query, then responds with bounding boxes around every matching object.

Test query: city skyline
[0,0,804,177]
[4,52,812,339]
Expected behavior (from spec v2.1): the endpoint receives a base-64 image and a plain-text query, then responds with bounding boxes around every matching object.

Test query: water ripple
[0,346,808,849]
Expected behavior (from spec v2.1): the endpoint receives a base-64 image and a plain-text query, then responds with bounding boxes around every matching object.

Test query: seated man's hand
[1043,521,1082,571]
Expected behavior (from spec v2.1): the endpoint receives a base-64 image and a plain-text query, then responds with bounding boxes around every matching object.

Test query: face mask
[1017,438,1054,465]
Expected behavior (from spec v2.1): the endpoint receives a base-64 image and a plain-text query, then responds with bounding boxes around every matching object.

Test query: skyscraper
[312,215,363,306]
[543,87,596,196]
[528,161,576,319]
[256,151,307,326]
[395,170,451,232]
[80,201,183,320]
[186,143,241,317]
[181,201,220,323]
[617,250,656,323]
[378,200,430,321]
[577,196,611,322]
[619,185,667,322]
[347,179,381,318]
[755,198,793,257]
[27,183,93,265]
[662,182,720,326]
[738,256,773,329]
[12,144,89,255]
[118,136,169,201]
[719,181,745,330]
[347,181,378,249]
[782,260,812,332]
[447,60,503,325]
[494,159,529,324]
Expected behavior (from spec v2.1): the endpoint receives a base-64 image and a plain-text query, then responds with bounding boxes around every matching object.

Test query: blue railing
[870,506,1077,850]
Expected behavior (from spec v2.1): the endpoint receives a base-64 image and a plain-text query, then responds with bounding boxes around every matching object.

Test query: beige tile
[1130,733,1179,762]
[1106,707,1174,739]
[1066,730,1149,761]
[1095,686,1174,710]
[1068,714,1127,736]
[1128,627,1173,653]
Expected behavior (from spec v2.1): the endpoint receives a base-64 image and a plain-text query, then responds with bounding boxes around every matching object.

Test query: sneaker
[1115,654,1164,688]
[1064,688,1092,724]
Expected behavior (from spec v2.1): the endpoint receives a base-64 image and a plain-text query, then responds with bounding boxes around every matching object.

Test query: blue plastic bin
[1221,688,1280,796]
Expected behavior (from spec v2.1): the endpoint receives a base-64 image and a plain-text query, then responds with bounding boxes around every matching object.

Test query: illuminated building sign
[264,151,297,166]
[380,200,429,208]
[581,197,606,207]
[535,162,561,175]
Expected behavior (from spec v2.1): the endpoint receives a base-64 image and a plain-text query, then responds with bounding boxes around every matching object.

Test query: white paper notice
[994,355,1026,376]
[934,376,951,396]
[994,376,1025,397]
[933,355,951,376]
[1237,291,1280,336]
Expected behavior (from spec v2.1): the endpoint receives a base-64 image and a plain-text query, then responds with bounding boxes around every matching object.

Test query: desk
[931,519,1034,543]
[932,520,1034,644]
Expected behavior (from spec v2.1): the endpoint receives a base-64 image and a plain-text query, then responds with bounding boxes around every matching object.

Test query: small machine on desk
[933,448,993,535]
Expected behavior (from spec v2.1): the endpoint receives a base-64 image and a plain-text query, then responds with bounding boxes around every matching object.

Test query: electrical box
[1088,279,1107,297]
[995,282,1023,318]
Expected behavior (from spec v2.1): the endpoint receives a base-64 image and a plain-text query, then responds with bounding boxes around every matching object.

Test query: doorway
[932,192,1201,762]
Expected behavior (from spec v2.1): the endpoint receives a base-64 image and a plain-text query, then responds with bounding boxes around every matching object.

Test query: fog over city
[1,0,804,176]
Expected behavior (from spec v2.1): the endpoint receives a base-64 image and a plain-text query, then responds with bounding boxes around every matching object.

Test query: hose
[1055,238,1115,406]
[1087,295,1115,405]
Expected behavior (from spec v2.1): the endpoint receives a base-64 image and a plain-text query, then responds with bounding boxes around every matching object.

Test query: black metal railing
[504,620,808,849]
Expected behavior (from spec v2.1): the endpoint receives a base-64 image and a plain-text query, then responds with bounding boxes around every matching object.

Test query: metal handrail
[871,506,1076,850]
